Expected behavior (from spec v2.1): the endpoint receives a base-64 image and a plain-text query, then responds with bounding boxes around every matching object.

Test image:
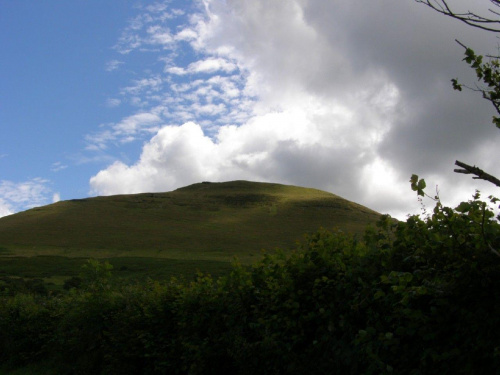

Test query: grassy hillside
[0,181,380,285]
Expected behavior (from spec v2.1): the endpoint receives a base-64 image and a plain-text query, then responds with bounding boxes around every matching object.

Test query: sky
[1,0,499,220]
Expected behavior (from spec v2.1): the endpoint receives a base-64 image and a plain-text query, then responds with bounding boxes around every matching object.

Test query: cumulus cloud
[90,95,398,204]
[91,0,500,219]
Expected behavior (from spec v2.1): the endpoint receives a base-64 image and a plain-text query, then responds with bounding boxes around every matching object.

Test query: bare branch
[454,160,500,187]
[416,0,500,32]
[454,39,467,49]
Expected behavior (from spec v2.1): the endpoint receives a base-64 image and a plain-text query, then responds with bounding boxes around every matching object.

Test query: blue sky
[2,2,129,193]
[1,0,499,219]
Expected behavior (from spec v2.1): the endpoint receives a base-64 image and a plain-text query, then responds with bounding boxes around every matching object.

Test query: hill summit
[0,181,380,262]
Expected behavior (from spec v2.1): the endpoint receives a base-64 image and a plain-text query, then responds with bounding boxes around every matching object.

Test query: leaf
[451,78,462,91]
[455,202,471,213]
[410,174,418,184]
[417,179,426,191]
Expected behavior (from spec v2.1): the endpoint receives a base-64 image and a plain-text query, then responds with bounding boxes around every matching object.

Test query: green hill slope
[0,181,380,284]
[0,181,379,260]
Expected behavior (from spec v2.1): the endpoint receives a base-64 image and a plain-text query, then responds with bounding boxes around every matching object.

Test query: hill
[0,181,381,284]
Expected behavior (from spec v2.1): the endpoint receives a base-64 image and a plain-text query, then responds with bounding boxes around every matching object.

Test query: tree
[416,0,500,187]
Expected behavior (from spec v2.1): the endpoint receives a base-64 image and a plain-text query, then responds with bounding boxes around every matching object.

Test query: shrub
[0,293,56,368]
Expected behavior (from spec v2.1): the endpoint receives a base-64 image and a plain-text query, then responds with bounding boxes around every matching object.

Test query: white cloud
[51,162,67,172]
[122,77,164,95]
[0,200,13,218]
[175,28,197,41]
[113,112,161,134]
[91,0,401,210]
[171,9,185,17]
[147,25,174,46]
[115,4,188,54]
[166,58,237,75]
[0,178,53,217]
[188,58,237,74]
[90,0,500,220]
[90,95,394,202]
[106,98,121,107]
[52,193,61,203]
[105,60,124,72]
[86,112,163,150]
[166,66,187,75]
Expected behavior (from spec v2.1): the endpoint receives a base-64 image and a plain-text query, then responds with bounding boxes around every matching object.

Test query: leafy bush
[0,293,57,368]
[0,277,48,296]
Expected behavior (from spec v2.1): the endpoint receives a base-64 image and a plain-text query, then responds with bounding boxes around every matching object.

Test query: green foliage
[0,293,57,368]
[0,277,48,296]
[63,276,82,291]
[410,174,440,201]
[79,259,113,292]
[453,45,500,128]
[410,174,425,196]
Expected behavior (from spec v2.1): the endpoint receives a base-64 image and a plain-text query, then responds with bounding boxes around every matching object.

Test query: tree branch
[454,160,500,187]
[416,0,500,32]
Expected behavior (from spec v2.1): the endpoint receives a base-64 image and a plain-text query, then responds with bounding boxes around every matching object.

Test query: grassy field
[0,181,381,287]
